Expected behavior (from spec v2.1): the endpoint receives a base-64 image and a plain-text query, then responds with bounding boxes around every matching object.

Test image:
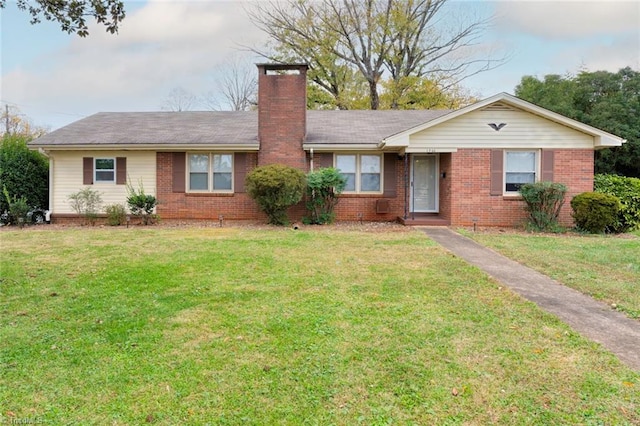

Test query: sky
[1,0,639,131]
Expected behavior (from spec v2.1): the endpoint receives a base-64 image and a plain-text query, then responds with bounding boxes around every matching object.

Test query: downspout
[309,148,314,171]
[38,148,53,222]
[411,154,415,220]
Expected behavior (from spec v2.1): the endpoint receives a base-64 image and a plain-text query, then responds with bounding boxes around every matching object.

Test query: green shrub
[246,164,306,225]
[105,203,127,226]
[519,181,567,232]
[3,186,30,227]
[126,181,158,225]
[594,174,640,232]
[304,167,347,224]
[0,134,49,213]
[68,187,102,225]
[571,192,620,233]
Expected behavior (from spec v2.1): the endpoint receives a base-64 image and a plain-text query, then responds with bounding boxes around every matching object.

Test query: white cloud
[3,0,638,130]
[554,34,640,71]
[2,0,266,128]
[495,0,640,39]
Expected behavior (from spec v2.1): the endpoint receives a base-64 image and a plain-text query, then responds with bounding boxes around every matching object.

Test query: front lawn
[1,227,638,424]
[462,230,640,319]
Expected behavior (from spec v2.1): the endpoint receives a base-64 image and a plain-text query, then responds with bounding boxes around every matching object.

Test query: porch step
[399,214,450,226]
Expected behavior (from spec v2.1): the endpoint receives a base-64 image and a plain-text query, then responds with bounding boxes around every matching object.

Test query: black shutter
[83,157,93,185]
[490,149,503,196]
[172,152,186,193]
[234,153,247,193]
[316,153,334,169]
[116,157,127,185]
[541,150,554,182]
[383,153,397,197]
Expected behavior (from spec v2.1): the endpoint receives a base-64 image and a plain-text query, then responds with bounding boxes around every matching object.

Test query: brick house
[30,63,625,226]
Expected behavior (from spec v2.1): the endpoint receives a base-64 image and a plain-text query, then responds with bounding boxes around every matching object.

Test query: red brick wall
[156,151,405,223]
[333,155,406,222]
[554,149,595,225]
[447,149,594,227]
[439,154,452,223]
[156,152,265,221]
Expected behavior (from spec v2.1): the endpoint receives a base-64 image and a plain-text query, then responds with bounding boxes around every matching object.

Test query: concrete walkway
[420,227,640,371]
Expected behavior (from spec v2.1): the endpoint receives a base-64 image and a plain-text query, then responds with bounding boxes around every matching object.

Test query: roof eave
[594,136,626,150]
[29,143,261,151]
[303,143,381,151]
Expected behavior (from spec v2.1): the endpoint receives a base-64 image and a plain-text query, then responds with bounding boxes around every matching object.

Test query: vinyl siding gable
[408,105,594,150]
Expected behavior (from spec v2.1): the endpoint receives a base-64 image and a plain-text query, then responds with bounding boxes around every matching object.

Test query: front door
[411,155,439,213]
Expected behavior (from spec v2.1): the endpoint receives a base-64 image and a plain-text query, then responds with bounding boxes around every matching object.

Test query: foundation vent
[376,199,390,214]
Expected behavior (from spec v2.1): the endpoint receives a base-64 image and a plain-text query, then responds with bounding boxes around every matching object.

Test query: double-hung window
[95,158,115,183]
[504,150,537,193]
[335,154,382,193]
[188,153,233,192]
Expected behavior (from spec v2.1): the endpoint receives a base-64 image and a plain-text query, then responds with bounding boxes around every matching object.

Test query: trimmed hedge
[246,164,306,225]
[0,134,49,213]
[571,192,620,234]
[594,174,640,232]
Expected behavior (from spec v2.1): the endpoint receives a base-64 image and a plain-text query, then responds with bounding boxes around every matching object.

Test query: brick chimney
[257,63,308,169]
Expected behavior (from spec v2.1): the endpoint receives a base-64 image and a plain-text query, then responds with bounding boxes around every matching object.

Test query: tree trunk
[369,80,379,110]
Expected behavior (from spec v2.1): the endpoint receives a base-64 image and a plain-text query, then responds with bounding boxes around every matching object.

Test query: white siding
[50,151,156,214]
[408,107,594,150]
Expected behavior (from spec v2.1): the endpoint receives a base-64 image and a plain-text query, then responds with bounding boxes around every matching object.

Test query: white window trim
[186,152,234,193]
[94,157,116,183]
[503,149,539,195]
[334,153,383,194]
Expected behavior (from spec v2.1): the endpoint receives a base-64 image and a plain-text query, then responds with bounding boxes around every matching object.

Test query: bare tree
[1,104,47,138]
[161,87,197,112]
[203,57,258,111]
[248,0,505,110]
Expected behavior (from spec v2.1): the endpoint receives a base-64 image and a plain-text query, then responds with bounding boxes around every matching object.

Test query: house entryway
[400,154,449,225]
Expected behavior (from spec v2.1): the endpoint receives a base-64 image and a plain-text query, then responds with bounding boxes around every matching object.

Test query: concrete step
[399,215,450,226]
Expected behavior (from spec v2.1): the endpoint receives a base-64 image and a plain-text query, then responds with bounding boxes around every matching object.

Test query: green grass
[1,227,638,425]
[462,230,640,319]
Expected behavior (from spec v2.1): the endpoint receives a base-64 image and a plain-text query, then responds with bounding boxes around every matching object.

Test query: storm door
[411,155,439,213]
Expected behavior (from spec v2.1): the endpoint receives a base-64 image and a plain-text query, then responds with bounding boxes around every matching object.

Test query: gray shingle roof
[30,109,451,147]
[306,110,450,145]
[30,111,258,146]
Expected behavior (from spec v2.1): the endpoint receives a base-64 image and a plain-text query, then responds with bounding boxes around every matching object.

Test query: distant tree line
[515,67,640,178]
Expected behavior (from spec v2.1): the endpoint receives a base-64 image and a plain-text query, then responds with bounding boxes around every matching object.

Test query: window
[95,158,115,182]
[505,151,537,193]
[335,154,382,193]
[213,154,233,190]
[188,153,233,192]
